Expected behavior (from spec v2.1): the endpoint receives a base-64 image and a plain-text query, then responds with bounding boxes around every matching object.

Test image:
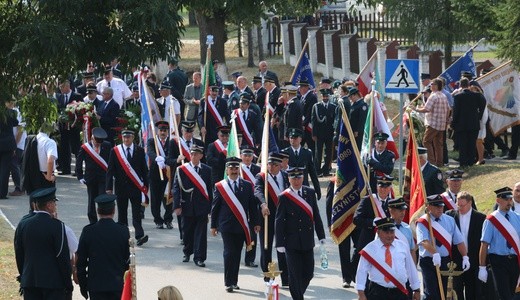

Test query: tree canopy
[0,0,184,94]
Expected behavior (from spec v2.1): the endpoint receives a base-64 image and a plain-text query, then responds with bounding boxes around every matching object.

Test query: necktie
[506,213,512,249]
[126,147,131,159]
[243,111,246,120]
[294,150,298,159]
[298,190,302,197]
[234,181,238,194]
[186,140,191,148]
[103,101,108,111]
[396,224,401,230]
[194,166,199,173]
[107,81,111,87]
[272,174,280,188]
[64,94,68,104]
[384,245,392,282]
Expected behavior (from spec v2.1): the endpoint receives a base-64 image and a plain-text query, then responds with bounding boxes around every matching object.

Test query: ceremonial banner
[121,269,132,300]
[330,104,368,244]
[404,113,427,223]
[439,49,476,91]
[139,72,162,146]
[290,42,316,89]
[356,50,383,97]
[477,61,520,135]
[223,118,241,179]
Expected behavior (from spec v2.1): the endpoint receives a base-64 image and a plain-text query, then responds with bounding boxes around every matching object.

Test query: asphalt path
[1,169,358,300]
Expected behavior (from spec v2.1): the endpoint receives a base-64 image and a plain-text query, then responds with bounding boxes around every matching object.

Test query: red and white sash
[359,247,408,296]
[241,164,256,186]
[178,138,191,161]
[305,122,313,134]
[214,140,227,156]
[265,91,274,116]
[281,189,313,221]
[417,215,452,257]
[260,173,282,206]
[440,192,457,211]
[487,211,520,266]
[179,164,209,201]
[155,136,167,158]
[372,194,387,219]
[234,109,254,147]
[81,143,107,171]
[114,145,149,204]
[215,180,252,249]
[206,98,224,126]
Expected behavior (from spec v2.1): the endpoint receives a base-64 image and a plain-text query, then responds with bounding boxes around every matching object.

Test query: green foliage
[18,89,58,134]
[0,0,185,88]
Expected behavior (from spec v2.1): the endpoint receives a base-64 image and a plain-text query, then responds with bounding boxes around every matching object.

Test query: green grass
[0,218,19,299]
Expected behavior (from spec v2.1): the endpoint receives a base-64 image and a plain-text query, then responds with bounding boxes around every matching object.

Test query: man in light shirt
[96,67,132,107]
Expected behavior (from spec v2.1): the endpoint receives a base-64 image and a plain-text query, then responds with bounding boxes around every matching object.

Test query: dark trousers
[182,214,208,262]
[244,229,257,264]
[303,131,315,155]
[366,282,407,300]
[285,247,315,300]
[259,216,288,284]
[339,235,355,284]
[58,127,80,173]
[443,130,449,164]
[419,256,450,300]
[315,136,333,175]
[177,215,184,240]
[150,179,173,225]
[23,287,66,300]
[457,129,479,166]
[489,254,520,300]
[453,266,483,300]
[0,150,13,198]
[87,180,106,223]
[509,124,520,158]
[116,193,145,239]
[9,148,23,191]
[221,231,245,286]
[484,123,509,155]
[89,291,122,300]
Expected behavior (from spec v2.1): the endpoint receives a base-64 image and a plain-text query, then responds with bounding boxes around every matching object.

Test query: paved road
[1,171,358,300]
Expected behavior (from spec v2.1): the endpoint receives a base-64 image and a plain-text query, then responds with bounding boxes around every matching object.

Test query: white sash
[179,138,191,161]
[207,98,224,126]
[234,109,254,147]
[214,140,227,156]
[114,145,147,203]
[282,189,313,221]
[215,180,252,247]
[179,164,209,200]
[267,174,282,199]
[488,211,520,257]
[81,142,108,171]
[241,164,256,186]
[360,245,408,295]
[441,192,457,211]
[417,215,452,255]
[372,194,387,218]
[155,136,167,158]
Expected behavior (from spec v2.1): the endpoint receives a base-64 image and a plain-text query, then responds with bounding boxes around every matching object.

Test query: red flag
[121,269,132,300]
[356,51,378,97]
[403,114,426,223]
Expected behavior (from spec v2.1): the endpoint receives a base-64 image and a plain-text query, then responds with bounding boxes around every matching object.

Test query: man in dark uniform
[234,95,262,150]
[173,145,212,267]
[353,175,393,272]
[168,121,205,165]
[95,87,121,145]
[56,79,83,175]
[240,147,261,267]
[279,85,302,150]
[148,121,174,229]
[264,76,282,115]
[255,153,290,286]
[252,76,266,113]
[206,126,230,185]
[298,80,317,152]
[76,194,130,300]
[165,58,189,117]
[106,130,149,246]
[282,128,321,200]
[76,127,111,224]
[367,132,396,193]
[14,187,72,299]
[223,81,240,111]
[479,187,520,300]
[122,85,140,110]
[442,169,477,211]
[446,191,486,300]
[76,72,95,97]
[211,157,261,292]
[275,167,326,300]
[198,86,230,145]
[418,147,445,196]
[311,89,337,177]
[348,87,368,151]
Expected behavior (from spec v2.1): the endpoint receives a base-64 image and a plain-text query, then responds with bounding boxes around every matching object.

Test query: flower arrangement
[60,101,96,128]
[114,104,142,144]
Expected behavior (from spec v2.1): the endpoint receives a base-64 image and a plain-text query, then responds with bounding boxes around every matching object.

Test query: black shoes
[225,286,233,293]
[182,255,190,262]
[136,235,148,246]
[166,222,173,229]
[245,262,258,268]
[155,223,164,229]
[194,260,206,267]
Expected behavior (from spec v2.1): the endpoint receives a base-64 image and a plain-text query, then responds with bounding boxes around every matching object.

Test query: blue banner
[291,51,316,89]
[439,50,476,91]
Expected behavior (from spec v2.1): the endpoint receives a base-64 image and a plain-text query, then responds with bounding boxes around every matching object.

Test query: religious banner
[477,61,520,135]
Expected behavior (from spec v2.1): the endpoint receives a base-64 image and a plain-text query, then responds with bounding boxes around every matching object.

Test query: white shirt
[65,224,78,259]
[459,208,472,248]
[96,78,132,107]
[12,107,27,150]
[158,96,181,122]
[123,144,134,158]
[36,132,58,172]
[356,238,420,291]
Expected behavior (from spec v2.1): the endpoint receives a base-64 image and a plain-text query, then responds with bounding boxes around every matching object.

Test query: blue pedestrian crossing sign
[385,59,420,93]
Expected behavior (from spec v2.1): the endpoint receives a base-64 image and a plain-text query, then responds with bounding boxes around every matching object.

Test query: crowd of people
[1,57,520,300]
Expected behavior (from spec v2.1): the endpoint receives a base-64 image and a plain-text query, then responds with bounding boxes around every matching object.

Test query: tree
[0,0,185,92]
